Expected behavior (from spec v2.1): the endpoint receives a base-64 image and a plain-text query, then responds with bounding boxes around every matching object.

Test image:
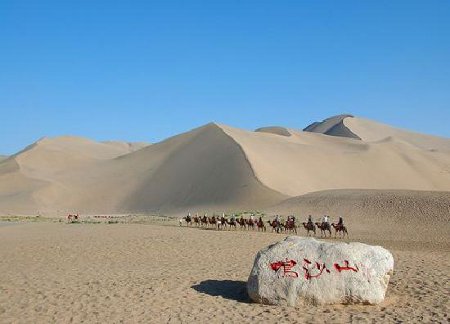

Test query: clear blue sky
[1,0,449,154]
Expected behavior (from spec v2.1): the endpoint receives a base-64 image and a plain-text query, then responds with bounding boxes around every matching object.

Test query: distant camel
[267,220,283,233]
[193,215,200,226]
[256,218,266,232]
[236,218,246,230]
[208,216,217,227]
[302,222,316,236]
[331,223,349,238]
[284,220,297,234]
[179,215,192,226]
[67,213,79,223]
[217,217,227,230]
[200,215,209,227]
[226,219,237,230]
[246,218,255,230]
[315,222,332,237]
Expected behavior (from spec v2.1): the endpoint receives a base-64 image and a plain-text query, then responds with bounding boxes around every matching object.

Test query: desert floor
[0,220,449,323]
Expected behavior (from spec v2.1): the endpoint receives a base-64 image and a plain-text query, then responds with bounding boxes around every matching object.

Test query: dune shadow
[191,280,250,303]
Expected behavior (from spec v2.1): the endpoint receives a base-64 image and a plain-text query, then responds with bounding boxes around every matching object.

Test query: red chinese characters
[269,259,299,278]
[270,258,361,280]
[334,260,359,273]
[302,259,331,279]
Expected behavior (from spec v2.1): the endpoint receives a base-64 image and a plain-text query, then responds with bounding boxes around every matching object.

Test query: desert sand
[0,115,449,323]
[0,115,449,215]
[0,219,448,323]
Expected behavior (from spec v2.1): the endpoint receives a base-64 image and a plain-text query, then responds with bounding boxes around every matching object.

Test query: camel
[193,215,200,226]
[267,220,283,233]
[284,220,297,234]
[217,216,228,230]
[246,218,255,230]
[331,223,349,238]
[302,222,316,236]
[67,213,79,223]
[256,218,266,232]
[236,218,246,230]
[315,222,332,237]
[226,219,237,230]
[208,216,217,227]
[200,215,209,227]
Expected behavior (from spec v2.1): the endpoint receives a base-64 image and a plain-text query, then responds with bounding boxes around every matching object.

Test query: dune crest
[255,126,292,137]
[0,116,449,215]
[304,114,361,139]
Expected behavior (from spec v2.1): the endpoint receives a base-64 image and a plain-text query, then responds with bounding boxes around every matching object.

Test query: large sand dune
[0,116,449,215]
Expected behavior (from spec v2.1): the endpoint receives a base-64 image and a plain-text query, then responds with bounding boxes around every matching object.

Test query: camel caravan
[179,212,349,239]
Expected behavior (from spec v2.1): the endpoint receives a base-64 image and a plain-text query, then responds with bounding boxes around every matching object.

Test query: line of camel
[179,214,349,239]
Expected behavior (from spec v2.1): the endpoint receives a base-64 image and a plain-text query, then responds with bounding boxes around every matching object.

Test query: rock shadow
[191,280,250,303]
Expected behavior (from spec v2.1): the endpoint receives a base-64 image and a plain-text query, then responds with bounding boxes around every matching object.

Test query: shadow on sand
[191,280,251,303]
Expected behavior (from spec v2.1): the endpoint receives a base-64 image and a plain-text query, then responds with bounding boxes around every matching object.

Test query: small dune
[255,126,292,137]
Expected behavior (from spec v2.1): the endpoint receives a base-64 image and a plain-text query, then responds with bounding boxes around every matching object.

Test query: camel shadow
[191,280,250,303]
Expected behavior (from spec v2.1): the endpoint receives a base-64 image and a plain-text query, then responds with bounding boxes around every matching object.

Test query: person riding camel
[322,215,329,227]
[337,216,344,230]
[307,215,313,226]
[186,212,191,222]
[274,215,282,233]
[275,214,280,225]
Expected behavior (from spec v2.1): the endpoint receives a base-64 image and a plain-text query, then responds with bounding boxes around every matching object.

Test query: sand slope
[305,114,450,151]
[304,114,361,139]
[221,124,450,196]
[0,116,449,215]
[0,137,150,215]
[270,189,450,245]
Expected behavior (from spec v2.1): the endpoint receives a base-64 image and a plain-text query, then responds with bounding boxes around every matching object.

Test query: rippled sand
[0,222,449,323]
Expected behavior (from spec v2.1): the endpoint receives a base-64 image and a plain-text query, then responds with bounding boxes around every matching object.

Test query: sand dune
[0,116,449,215]
[0,137,150,215]
[304,114,361,139]
[305,114,450,151]
[344,117,450,151]
[221,123,450,197]
[255,126,292,137]
[269,189,450,245]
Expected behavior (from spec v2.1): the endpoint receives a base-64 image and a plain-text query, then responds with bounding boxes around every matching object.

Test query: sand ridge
[0,116,449,215]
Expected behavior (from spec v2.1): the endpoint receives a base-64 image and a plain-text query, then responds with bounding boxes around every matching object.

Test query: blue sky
[1,0,449,154]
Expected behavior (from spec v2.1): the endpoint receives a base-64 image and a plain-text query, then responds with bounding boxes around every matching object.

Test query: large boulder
[247,236,394,306]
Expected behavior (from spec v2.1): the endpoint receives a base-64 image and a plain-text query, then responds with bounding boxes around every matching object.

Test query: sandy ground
[0,221,449,324]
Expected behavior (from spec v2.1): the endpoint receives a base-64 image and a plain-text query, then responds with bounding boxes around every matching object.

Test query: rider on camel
[337,216,344,230]
[186,212,191,223]
[322,215,329,227]
[287,215,295,226]
[307,215,313,226]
